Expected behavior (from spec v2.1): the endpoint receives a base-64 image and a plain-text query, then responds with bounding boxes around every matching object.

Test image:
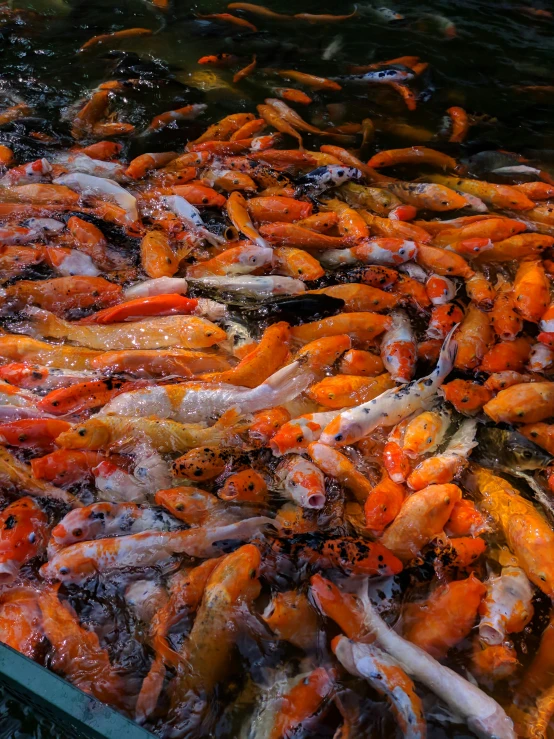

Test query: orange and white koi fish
[426,274,457,305]
[276,454,326,508]
[0,158,52,185]
[354,237,418,266]
[53,173,138,223]
[407,418,478,490]
[380,310,417,383]
[270,409,340,456]
[308,442,373,504]
[93,442,171,503]
[162,195,225,247]
[186,243,273,277]
[40,517,273,583]
[48,501,180,557]
[478,566,534,647]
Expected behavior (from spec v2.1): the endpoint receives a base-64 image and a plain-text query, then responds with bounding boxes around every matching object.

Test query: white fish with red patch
[380,310,417,383]
[276,454,326,509]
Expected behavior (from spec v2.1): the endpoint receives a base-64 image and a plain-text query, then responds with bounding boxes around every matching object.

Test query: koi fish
[168,544,262,719]
[56,411,242,453]
[472,466,554,597]
[93,442,171,503]
[295,165,362,196]
[403,574,487,658]
[478,566,534,647]
[0,445,79,507]
[319,329,457,447]
[0,498,49,584]
[188,275,306,296]
[381,483,462,560]
[187,244,273,277]
[0,587,43,658]
[357,587,517,739]
[40,518,274,582]
[336,68,414,84]
[275,454,326,508]
[53,173,138,223]
[38,584,131,709]
[380,310,417,383]
[79,27,153,52]
[270,409,340,456]
[407,418,478,490]
[334,637,426,739]
[19,306,226,350]
[145,104,207,133]
[124,276,189,298]
[48,501,181,557]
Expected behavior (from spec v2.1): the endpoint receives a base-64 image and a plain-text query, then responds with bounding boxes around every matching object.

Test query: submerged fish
[474,426,553,471]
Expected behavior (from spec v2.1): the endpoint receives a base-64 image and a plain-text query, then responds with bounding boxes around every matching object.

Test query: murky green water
[0,0,553,735]
[2,0,554,160]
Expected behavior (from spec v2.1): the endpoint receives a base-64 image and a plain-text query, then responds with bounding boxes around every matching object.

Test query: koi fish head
[270,418,312,456]
[55,419,111,450]
[319,415,357,447]
[154,486,220,525]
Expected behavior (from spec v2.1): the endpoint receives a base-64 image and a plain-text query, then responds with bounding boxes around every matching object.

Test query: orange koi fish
[0,498,48,584]
[39,584,131,709]
[403,574,486,658]
[79,27,153,52]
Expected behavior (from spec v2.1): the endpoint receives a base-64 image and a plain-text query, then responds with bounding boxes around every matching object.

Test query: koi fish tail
[19,307,67,340]
[252,361,314,410]
[136,655,166,724]
[436,326,458,380]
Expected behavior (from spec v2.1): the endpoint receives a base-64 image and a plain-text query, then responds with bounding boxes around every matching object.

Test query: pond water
[0,0,553,736]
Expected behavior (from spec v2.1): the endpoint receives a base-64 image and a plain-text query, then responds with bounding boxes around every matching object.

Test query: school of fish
[2,2,554,738]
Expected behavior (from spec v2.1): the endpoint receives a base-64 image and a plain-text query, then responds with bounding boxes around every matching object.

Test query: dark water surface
[0,0,553,736]
[2,0,554,159]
